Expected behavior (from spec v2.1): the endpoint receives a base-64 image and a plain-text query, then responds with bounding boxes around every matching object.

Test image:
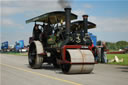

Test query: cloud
[1,0,62,17]
[89,16,128,32]
[72,10,85,19]
[1,18,24,29]
[1,18,15,26]
[83,4,93,8]
[1,7,25,16]
[1,0,62,29]
[2,0,93,17]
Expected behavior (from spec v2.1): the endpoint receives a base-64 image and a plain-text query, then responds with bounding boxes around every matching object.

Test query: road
[0,54,128,85]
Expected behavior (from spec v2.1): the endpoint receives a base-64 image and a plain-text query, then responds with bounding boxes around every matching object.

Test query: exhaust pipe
[61,8,71,47]
[83,15,88,34]
[64,8,71,35]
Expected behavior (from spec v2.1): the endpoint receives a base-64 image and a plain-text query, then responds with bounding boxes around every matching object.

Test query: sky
[0,0,128,46]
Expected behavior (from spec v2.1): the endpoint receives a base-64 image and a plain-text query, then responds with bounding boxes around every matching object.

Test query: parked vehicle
[1,41,8,52]
[14,40,24,52]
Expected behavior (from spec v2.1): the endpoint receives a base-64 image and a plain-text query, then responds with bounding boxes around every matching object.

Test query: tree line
[105,41,128,50]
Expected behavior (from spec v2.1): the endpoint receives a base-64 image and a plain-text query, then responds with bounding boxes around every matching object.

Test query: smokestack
[65,8,71,35]
[83,15,88,34]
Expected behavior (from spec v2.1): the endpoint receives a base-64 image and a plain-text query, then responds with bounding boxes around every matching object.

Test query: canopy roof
[71,20,96,30]
[26,11,77,24]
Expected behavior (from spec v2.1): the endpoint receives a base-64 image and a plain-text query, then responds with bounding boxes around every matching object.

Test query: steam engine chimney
[64,8,71,35]
[83,15,88,34]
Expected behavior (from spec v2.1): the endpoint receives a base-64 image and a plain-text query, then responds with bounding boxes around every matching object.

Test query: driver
[33,24,41,40]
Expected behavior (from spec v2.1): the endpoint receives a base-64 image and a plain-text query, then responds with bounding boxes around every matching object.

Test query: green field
[107,54,128,66]
[0,52,28,56]
[1,52,128,66]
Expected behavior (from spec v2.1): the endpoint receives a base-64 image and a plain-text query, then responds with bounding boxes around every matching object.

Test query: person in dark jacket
[33,24,41,40]
[101,41,107,63]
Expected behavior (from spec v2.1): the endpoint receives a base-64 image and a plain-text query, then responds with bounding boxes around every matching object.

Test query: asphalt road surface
[0,54,128,85]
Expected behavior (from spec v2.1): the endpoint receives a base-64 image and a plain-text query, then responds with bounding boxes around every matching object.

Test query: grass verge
[0,52,28,56]
[107,54,128,66]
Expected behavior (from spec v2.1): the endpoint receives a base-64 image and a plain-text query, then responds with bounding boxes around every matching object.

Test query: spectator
[102,41,107,63]
[100,41,107,63]
[92,46,98,62]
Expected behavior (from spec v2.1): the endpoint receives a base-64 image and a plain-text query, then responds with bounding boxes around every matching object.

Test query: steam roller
[26,7,96,74]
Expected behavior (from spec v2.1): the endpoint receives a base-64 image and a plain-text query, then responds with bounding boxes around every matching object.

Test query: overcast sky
[1,0,128,46]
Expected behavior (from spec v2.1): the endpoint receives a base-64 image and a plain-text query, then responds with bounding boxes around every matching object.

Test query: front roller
[61,46,95,74]
[28,41,44,69]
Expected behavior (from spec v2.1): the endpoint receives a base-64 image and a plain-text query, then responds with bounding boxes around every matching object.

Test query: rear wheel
[28,41,43,69]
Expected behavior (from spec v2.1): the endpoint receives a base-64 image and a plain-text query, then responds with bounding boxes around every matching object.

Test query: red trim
[38,52,46,55]
[107,51,125,54]
[72,62,95,64]
[62,45,94,64]
[58,60,95,64]
[62,45,80,61]
[62,45,87,61]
